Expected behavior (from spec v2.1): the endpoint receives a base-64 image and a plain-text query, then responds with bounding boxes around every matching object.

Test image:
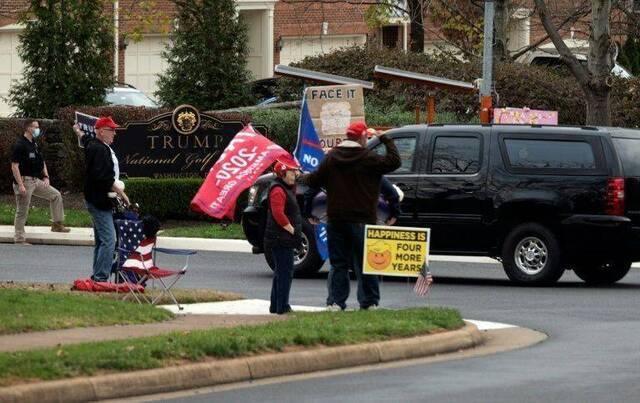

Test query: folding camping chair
[114,219,197,310]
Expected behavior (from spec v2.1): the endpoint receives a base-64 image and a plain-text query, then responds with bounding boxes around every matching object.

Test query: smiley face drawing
[367,241,392,271]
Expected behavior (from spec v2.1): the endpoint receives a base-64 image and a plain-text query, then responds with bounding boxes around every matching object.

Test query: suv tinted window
[504,139,596,169]
[613,138,640,176]
[431,136,481,174]
[373,136,417,173]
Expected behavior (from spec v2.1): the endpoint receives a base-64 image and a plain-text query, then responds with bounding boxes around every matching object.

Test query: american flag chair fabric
[114,219,150,304]
[115,219,197,310]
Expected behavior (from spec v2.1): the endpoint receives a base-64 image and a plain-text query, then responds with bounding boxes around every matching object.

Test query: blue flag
[295,96,329,260]
[294,97,325,172]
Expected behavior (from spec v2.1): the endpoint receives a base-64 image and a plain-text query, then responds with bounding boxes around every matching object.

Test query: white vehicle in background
[104,84,158,107]
[517,50,632,78]
[516,37,633,78]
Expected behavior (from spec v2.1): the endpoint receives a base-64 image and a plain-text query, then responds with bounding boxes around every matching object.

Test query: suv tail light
[605,177,625,216]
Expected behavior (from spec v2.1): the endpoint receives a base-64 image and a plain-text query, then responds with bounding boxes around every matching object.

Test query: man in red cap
[264,157,302,314]
[302,121,400,310]
[73,117,130,282]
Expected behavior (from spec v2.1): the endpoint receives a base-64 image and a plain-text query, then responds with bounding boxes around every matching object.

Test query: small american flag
[414,265,434,297]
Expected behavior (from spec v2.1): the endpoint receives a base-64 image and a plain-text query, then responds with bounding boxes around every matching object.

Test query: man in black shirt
[10,119,70,244]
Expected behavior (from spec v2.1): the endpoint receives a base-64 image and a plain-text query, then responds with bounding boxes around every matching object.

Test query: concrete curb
[0,225,252,252]
[0,323,484,403]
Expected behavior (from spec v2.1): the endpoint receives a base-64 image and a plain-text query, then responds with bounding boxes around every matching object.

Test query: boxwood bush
[124,177,249,222]
[275,44,640,127]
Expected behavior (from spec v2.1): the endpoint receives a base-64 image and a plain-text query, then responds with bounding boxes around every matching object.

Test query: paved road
[3,244,640,402]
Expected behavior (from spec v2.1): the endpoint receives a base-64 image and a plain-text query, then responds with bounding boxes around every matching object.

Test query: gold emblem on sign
[177,111,197,133]
[171,104,201,135]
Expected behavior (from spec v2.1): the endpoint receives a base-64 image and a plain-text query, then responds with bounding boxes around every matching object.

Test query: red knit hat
[346,121,368,140]
[273,157,300,177]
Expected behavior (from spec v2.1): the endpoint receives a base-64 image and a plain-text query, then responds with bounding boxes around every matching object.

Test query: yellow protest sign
[362,225,430,278]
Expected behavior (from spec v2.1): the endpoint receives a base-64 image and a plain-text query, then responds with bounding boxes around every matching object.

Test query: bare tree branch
[534,0,590,86]
[510,3,591,60]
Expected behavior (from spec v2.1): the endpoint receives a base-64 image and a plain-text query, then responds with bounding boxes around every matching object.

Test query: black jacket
[302,135,400,224]
[303,176,402,221]
[82,135,115,211]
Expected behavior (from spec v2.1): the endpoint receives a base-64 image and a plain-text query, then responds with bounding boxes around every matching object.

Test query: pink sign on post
[494,107,558,125]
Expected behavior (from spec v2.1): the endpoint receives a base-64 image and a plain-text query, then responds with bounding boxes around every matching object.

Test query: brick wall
[274,0,375,64]
[0,0,29,26]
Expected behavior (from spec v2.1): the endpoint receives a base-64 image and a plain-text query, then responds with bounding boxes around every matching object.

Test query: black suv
[242,124,640,285]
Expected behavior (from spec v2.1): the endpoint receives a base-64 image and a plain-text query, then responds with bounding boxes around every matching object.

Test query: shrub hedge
[124,177,203,220]
[125,177,248,221]
[275,44,640,127]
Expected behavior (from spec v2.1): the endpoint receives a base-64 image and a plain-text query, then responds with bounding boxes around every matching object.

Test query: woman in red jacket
[264,158,302,314]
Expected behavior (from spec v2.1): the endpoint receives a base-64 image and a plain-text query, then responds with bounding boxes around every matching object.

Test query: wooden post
[426,94,436,124]
[415,105,421,124]
[479,95,492,124]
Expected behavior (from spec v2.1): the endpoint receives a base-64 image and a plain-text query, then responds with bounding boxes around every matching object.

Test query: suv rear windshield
[613,138,640,176]
[504,139,596,170]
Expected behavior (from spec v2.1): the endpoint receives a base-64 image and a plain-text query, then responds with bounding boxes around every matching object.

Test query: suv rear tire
[572,259,631,285]
[265,221,325,277]
[501,222,565,285]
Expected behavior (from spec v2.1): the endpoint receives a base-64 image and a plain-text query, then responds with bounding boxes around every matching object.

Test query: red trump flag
[191,124,293,219]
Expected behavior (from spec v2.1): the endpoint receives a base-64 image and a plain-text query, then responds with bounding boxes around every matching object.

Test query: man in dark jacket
[73,117,129,282]
[302,121,401,310]
[303,176,402,307]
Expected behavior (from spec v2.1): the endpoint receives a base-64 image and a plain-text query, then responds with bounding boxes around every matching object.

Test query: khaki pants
[13,177,65,242]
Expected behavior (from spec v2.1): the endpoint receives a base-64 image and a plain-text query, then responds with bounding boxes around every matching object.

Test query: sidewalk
[0,225,253,252]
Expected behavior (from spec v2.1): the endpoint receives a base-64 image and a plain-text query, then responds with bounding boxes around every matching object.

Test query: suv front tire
[501,222,565,285]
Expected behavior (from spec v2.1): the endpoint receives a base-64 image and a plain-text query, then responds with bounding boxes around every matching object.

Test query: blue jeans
[86,201,115,282]
[270,246,294,314]
[327,221,379,309]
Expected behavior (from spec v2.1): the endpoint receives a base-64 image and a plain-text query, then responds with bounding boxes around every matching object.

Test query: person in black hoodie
[265,158,302,314]
[73,117,129,282]
[302,121,400,310]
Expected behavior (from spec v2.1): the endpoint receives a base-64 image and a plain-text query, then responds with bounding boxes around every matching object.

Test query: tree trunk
[493,0,509,62]
[585,88,611,126]
[408,0,424,53]
[535,0,614,126]
[586,0,614,126]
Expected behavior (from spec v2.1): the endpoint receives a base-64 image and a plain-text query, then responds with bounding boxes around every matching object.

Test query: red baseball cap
[273,157,300,177]
[346,121,368,140]
[95,116,119,130]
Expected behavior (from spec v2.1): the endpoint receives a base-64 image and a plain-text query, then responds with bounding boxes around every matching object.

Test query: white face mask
[32,128,41,138]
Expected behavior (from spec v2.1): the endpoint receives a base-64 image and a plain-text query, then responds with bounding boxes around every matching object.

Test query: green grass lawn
[0,203,92,227]
[160,223,245,239]
[0,202,245,239]
[0,282,243,311]
[0,289,173,335]
[0,307,463,385]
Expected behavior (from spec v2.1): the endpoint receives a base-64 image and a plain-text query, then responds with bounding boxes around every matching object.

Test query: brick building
[0,0,633,116]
